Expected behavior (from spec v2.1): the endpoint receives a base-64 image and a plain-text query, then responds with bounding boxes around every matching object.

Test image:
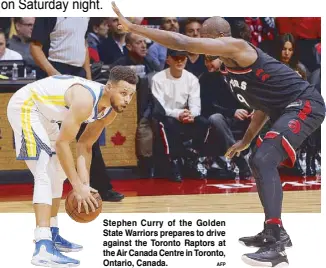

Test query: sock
[50,216,58,228]
[265,218,282,226]
[34,227,52,242]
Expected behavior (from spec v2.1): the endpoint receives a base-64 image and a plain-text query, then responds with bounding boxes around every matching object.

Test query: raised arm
[111,2,245,57]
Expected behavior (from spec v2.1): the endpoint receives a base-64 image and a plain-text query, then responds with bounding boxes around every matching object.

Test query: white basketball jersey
[11,75,112,123]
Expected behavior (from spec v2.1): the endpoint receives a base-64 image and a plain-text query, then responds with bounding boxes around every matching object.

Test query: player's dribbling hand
[111,1,132,32]
[74,184,99,214]
[225,140,250,159]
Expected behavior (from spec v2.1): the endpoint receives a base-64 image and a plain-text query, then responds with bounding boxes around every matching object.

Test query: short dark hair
[109,66,139,85]
[181,18,202,34]
[88,17,109,33]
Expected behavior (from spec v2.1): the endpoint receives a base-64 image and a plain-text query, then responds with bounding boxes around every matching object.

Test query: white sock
[34,227,52,242]
[50,216,58,228]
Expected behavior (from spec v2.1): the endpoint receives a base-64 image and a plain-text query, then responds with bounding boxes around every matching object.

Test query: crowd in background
[0,17,322,187]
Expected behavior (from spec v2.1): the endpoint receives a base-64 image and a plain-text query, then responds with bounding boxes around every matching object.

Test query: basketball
[65,190,102,223]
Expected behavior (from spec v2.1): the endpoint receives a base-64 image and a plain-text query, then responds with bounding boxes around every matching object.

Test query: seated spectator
[276,33,309,80]
[147,18,179,70]
[151,49,209,182]
[273,33,309,176]
[182,18,206,78]
[87,18,109,63]
[111,33,160,73]
[276,17,321,72]
[7,17,35,67]
[98,17,128,65]
[111,33,160,178]
[0,30,22,60]
[200,56,251,179]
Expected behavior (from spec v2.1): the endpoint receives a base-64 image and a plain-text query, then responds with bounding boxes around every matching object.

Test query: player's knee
[249,148,273,172]
[33,173,52,205]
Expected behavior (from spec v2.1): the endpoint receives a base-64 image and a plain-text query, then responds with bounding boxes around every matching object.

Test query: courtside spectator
[0,30,22,61]
[182,18,206,78]
[8,17,36,67]
[147,18,179,70]
[152,49,208,182]
[112,33,159,73]
[87,18,109,63]
[98,17,128,65]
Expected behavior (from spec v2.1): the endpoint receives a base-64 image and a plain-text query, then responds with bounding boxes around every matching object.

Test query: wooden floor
[0,190,320,213]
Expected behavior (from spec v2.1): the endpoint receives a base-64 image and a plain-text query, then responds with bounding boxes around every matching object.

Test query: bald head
[201,17,231,38]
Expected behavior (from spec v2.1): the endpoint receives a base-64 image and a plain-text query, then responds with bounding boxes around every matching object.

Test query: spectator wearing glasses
[8,17,36,67]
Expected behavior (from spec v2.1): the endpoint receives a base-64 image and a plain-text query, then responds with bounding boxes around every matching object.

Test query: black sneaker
[242,241,289,267]
[101,190,125,202]
[239,225,292,248]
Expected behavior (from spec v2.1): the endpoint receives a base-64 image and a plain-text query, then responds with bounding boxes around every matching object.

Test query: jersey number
[229,81,251,108]
[237,94,250,108]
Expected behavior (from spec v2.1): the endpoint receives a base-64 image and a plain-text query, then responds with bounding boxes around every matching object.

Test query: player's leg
[45,120,83,253]
[7,105,79,267]
[239,137,292,249]
[242,99,325,267]
[241,136,290,267]
[25,157,79,267]
[48,153,83,253]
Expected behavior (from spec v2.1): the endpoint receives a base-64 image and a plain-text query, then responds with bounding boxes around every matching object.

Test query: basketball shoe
[241,224,289,267]
[239,223,292,248]
[242,241,289,267]
[51,227,83,252]
[31,239,80,267]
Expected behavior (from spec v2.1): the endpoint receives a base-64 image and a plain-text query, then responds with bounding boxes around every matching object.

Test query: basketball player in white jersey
[7,66,138,267]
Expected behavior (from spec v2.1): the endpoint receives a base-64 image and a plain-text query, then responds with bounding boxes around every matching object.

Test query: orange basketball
[65,190,102,223]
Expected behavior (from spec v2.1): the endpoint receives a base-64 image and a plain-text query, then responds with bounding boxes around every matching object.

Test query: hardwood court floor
[0,190,321,213]
[0,174,321,213]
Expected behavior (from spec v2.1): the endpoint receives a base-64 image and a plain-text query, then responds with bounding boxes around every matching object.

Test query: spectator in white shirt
[151,49,209,182]
[0,31,23,61]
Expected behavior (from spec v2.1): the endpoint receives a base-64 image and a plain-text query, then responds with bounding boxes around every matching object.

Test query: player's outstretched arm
[111,2,243,57]
[76,111,117,186]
